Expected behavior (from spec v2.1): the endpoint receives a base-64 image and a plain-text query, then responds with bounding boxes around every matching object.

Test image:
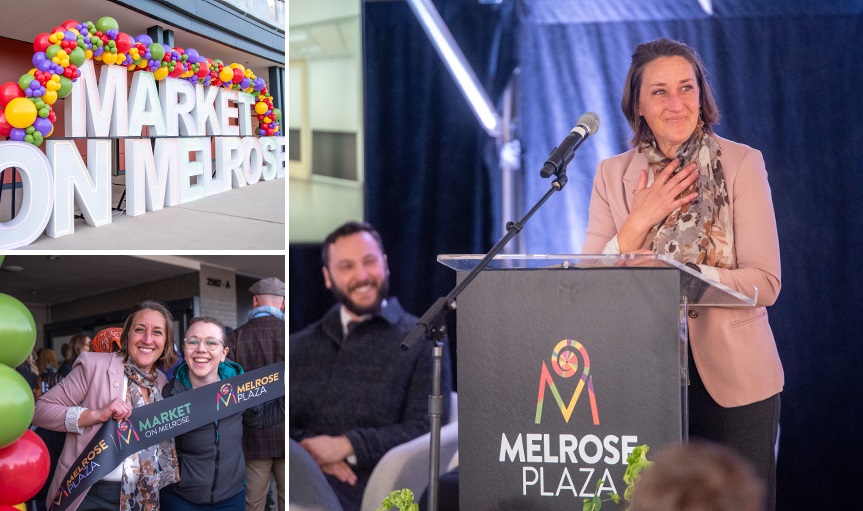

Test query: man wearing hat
[227,276,285,511]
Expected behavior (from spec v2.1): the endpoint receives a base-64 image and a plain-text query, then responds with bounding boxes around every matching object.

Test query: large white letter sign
[215,137,245,189]
[236,92,255,136]
[160,77,198,136]
[124,138,181,216]
[45,140,112,238]
[65,61,129,137]
[194,84,221,136]
[260,137,278,181]
[242,136,263,185]
[275,136,287,178]
[178,138,211,204]
[128,72,167,137]
[0,142,53,249]
[216,89,240,136]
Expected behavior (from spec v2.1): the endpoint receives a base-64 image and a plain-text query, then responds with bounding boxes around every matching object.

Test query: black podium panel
[457,267,683,510]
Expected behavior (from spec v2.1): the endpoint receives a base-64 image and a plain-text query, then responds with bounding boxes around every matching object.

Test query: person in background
[58,333,91,376]
[33,301,179,511]
[583,38,782,511]
[226,278,286,511]
[160,317,284,511]
[290,221,453,511]
[15,349,39,394]
[629,441,765,511]
[37,348,59,375]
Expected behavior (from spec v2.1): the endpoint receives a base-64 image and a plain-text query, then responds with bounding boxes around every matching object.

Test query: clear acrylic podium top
[438,253,756,307]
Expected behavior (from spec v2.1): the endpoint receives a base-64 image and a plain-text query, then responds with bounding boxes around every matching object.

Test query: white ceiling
[0,255,285,306]
[2,0,282,71]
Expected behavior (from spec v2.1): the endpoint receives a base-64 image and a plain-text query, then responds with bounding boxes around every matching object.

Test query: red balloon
[61,19,79,30]
[232,67,244,83]
[115,32,133,54]
[33,32,52,53]
[0,82,24,109]
[0,113,12,138]
[0,430,50,505]
[196,60,210,78]
[169,63,186,78]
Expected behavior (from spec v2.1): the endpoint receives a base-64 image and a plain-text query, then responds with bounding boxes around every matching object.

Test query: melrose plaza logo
[535,339,600,425]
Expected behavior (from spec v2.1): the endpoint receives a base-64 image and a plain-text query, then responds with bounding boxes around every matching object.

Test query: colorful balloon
[0,82,24,108]
[218,67,234,83]
[95,16,119,34]
[0,294,36,368]
[33,33,52,53]
[0,365,34,449]
[3,98,37,129]
[0,430,50,504]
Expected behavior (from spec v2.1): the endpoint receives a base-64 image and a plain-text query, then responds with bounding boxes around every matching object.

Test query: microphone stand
[401,172,570,511]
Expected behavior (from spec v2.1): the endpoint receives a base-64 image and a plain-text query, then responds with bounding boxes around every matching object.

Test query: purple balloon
[240,77,251,89]
[135,34,153,46]
[185,48,200,63]
[10,128,26,141]
[32,117,52,137]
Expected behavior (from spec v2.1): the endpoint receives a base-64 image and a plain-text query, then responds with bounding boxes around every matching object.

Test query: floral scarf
[640,124,736,269]
[120,363,179,511]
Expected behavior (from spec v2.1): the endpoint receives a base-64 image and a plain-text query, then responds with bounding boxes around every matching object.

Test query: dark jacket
[226,314,285,459]
[161,360,284,505]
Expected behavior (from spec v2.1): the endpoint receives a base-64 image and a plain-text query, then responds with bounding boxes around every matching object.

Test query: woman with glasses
[160,316,284,511]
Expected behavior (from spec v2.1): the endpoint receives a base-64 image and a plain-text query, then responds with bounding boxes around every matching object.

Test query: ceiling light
[1,265,24,272]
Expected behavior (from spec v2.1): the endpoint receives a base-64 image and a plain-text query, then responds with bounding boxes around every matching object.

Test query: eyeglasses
[183,337,224,350]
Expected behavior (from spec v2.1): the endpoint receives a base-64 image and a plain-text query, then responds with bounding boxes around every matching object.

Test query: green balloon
[95,16,119,34]
[69,47,86,67]
[58,76,73,99]
[272,108,282,121]
[149,43,165,62]
[0,294,36,368]
[17,73,34,91]
[0,364,35,448]
[45,44,60,60]
[0,255,4,266]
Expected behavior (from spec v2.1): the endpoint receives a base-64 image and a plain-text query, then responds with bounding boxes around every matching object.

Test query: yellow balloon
[5,98,37,129]
[14,504,26,511]
[219,67,234,82]
[229,63,245,73]
[254,102,268,115]
[42,90,58,105]
[102,53,117,65]
[153,67,169,81]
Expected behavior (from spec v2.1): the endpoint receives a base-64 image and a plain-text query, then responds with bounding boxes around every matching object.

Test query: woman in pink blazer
[583,38,783,511]
[33,301,180,511]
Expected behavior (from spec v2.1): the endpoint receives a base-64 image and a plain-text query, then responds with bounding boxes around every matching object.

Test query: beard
[330,276,390,316]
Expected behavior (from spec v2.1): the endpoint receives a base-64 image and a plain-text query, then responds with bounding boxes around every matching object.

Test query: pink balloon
[0,430,50,505]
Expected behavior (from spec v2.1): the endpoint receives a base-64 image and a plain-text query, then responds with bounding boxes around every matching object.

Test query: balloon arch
[0,16,282,147]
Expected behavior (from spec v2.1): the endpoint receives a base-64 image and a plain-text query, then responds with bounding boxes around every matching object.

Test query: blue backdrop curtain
[290,0,863,508]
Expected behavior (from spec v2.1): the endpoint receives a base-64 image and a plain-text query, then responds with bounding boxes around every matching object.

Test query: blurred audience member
[629,441,765,511]
[58,333,91,376]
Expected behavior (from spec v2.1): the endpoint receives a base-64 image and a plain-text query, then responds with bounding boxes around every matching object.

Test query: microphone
[540,112,600,178]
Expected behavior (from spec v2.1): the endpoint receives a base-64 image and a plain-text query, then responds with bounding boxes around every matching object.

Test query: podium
[439,254,755,510]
